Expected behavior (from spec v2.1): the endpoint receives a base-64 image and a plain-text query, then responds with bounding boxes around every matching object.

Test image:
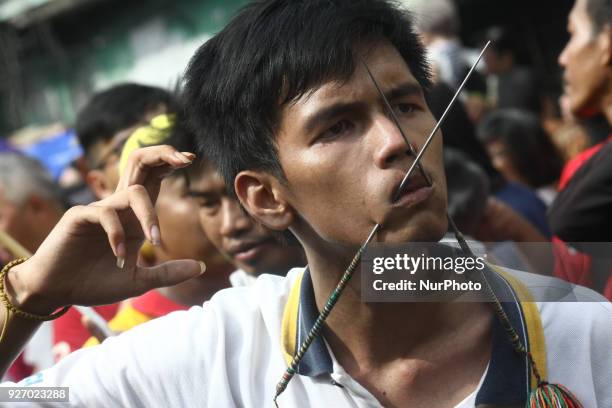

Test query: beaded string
[451,227,582,407]
[273,224,379,405]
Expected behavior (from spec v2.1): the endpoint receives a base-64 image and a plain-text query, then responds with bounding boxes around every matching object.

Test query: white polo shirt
[229,269,257,287]
[2,267,611,407]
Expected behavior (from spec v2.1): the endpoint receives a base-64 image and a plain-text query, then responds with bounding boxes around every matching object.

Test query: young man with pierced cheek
[0,1,610,407]
[229,41,494,407]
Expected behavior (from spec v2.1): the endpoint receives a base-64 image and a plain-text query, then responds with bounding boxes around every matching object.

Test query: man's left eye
[395,103,417,114]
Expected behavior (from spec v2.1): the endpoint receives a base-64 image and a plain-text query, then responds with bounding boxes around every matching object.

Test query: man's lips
[390,173,433,208]
[226,239,271,262]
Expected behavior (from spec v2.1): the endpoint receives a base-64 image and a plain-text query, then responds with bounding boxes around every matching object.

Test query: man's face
[155,175,232,276]
[485,140,525,186]
[85,134,127,199]
[271,41,447,249]
[85,104,168,199]
[559,0,610,115]
[189,164,303,275]
[0,187,40,253]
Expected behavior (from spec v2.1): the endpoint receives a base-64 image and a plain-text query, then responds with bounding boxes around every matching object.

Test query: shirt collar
[281,260,546,405]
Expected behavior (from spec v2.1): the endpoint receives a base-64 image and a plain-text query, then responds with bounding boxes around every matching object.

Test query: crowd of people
[0,0,610,406]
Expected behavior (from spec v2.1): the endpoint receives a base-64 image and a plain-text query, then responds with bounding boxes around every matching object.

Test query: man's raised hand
[6,146,203,315]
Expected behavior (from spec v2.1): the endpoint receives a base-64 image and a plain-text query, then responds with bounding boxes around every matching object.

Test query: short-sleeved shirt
[4,267,611,407]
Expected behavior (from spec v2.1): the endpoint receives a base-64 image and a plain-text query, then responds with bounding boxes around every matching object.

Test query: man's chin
[377,213,448,244]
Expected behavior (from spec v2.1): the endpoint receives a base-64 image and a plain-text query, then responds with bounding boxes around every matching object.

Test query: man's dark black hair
[477,109,563,188]
[165,107,204,181]
[75,83,175,158]
[184,0,431,196]
[586,0,611,35]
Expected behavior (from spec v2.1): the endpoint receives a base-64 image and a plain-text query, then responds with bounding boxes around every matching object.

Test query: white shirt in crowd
[229,269,258,288]
[1,267,611,407]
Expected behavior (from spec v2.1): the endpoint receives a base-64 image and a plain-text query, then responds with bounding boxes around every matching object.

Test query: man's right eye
[199,200,219,209]
[319,119,354,141]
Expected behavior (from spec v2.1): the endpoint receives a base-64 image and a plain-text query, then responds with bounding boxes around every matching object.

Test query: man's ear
[86,170,113,199]
[26,195,48,215]
[234,170,294,231]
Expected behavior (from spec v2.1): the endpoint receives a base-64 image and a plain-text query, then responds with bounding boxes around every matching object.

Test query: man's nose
[372,114,415,169]
[219,199,252,237]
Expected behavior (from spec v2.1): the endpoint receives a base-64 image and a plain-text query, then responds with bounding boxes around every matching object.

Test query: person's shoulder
[229,269,257,287]
[588,139,612,171]
[214,267,302,298]
[504,268,612,333]
[208,267,305,323]
[506,267,609,302]
[504,271,612,407]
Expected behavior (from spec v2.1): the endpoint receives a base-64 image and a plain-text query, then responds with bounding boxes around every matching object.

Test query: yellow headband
[118,113,176,176]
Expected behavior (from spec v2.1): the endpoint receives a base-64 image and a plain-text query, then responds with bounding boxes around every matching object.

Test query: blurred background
[0,0,574,188]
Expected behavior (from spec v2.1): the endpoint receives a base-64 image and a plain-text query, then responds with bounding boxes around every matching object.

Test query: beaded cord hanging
[273,42,583,408]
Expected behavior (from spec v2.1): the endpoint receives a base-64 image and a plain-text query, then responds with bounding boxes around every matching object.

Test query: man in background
[186,159,305,287]
[0,153,63,380]
[76,83,175,199]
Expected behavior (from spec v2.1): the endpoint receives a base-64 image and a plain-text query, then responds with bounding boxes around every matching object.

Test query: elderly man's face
[0,186,46,254]
[559,0,611,116]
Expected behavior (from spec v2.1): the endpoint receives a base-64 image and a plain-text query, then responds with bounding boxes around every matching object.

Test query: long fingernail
[198,261,206,274]
[150,225,161,246]
[174,151,192,164]
[181,152,196,161]
[116,242,126,269]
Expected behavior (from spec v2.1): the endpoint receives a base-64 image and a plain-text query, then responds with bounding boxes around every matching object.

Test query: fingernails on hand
[181,152,196,161]
[116,242,126,257]
[173,151,192,164]
[116,242,126,269]
[198,261,207,274]
[150,225,161,246]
